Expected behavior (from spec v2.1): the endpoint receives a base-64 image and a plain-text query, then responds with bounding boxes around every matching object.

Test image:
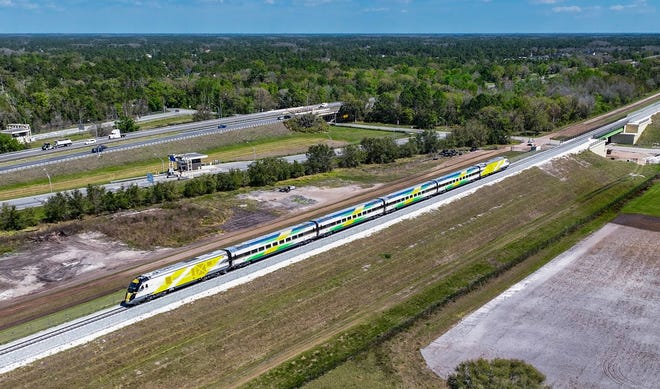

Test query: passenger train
[123,156,510,306]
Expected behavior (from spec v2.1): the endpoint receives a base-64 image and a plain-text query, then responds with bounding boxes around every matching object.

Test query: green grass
[0,126,399,201]
[138,115,195,130]
[0,290,125,345]
[0,154,655,387]
[620,181,660,216]
[307,208,624,388]
[244,157,657,388]
[635,114,660,148]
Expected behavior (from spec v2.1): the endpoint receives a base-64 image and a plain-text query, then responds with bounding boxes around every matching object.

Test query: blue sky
[0,0,657,34]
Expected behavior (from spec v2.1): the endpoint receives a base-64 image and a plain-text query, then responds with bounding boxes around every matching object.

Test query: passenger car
[91,144,107,153]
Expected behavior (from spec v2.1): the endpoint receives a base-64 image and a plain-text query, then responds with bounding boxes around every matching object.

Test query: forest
[0,34,659,147]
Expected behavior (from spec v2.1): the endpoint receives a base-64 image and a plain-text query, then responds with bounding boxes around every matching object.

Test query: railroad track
[0,306,125,357]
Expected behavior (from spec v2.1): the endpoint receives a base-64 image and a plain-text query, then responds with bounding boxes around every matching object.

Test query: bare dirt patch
[612,213,660,232]
[421,223,660,388]
[0,150,500,330]
[238,184,379,212]
[0,232,165,303]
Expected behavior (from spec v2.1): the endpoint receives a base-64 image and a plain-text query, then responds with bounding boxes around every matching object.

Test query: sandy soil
[238,184,377,213]
[421,220,660,388]
[0,150,499,329]
[0,185,370,306]
[0,232,164,303]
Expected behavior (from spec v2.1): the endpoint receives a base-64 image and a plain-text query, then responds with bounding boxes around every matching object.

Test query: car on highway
[91,145,107,153]
[84,139,96,145]
[218,124,227,129]
[41,143,53,151]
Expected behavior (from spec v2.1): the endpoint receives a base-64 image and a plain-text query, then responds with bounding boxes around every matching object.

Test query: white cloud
[610,1,650,12]
[552,5,581,12]
[0,0,39,8]
[363,7,388,12]
[532,0,563,4]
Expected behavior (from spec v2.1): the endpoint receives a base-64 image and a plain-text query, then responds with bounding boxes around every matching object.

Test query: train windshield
[127,279,141,293]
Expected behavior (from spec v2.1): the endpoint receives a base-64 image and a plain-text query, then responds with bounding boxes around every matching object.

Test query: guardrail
[0,119,273,175]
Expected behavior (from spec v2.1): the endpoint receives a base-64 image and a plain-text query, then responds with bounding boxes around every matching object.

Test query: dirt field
[0,152,655,387]
[0,185,371,306]
[0,150,502,331]
[421,220,660,388]
[0,232,165,303]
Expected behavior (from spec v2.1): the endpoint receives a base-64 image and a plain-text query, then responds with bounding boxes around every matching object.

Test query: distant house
[1,124,34,144]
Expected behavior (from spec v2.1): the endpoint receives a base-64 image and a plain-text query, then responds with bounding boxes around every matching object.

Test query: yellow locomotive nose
[124,292,135,303]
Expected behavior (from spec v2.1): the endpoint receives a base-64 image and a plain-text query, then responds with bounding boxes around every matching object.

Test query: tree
[0,133,25,154]
[447,358,549,389]
[0,204,25,231]
[247,157,291,186]
[216,169,247,191]
[114,114,139,133]
[449,119,488,148]
[193,105,214,121]
[305,144,335,175]
[287,113,329,133]
[337,144,366,168]
[415,130,441,155]
[360,137,399,164]
[397,140,418,158]
[43,192,69,223]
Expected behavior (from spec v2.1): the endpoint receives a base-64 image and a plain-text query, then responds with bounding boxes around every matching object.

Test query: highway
[0,100,658,373]
[0,102,341,169]
[0,106,643,374]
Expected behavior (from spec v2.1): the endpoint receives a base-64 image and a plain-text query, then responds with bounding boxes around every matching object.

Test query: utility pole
[43,168,53,193]
[154,153,165,174]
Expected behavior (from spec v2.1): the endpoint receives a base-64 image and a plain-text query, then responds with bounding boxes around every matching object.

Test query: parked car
[91,145,107,153]
[279,185,296,193]
[84,139,96,145]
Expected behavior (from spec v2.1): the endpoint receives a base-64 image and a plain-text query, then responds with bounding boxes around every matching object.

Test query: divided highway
[0,108,645,374]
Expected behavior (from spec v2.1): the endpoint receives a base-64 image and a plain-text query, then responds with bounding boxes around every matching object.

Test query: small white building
[168,153,208,172]
[1,123,33,144]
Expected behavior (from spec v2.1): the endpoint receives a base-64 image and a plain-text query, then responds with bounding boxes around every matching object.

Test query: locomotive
[123,156,510,306]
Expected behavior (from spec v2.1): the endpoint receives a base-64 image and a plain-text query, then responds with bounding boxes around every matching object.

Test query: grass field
[0,125,403,201]
[0,152,656,388]
[635,113,660,148]
[621,181,660,216]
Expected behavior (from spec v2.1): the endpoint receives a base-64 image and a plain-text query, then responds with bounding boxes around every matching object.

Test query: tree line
[0,130,451,231]
[0,34,658,149]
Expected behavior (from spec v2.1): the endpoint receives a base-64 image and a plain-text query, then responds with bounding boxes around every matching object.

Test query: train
[122,156,510,306]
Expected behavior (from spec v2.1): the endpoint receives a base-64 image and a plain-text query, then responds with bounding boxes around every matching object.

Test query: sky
[0,0,657,34]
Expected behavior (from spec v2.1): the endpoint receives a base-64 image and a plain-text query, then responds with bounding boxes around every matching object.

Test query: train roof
[312,198,384,224]
[142,248,229,279]
[224,221,317,253]
[382,180,437,200]
[434,164,480,182]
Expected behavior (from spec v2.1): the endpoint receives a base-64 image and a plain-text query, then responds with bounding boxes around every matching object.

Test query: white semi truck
[108,129,126,139]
